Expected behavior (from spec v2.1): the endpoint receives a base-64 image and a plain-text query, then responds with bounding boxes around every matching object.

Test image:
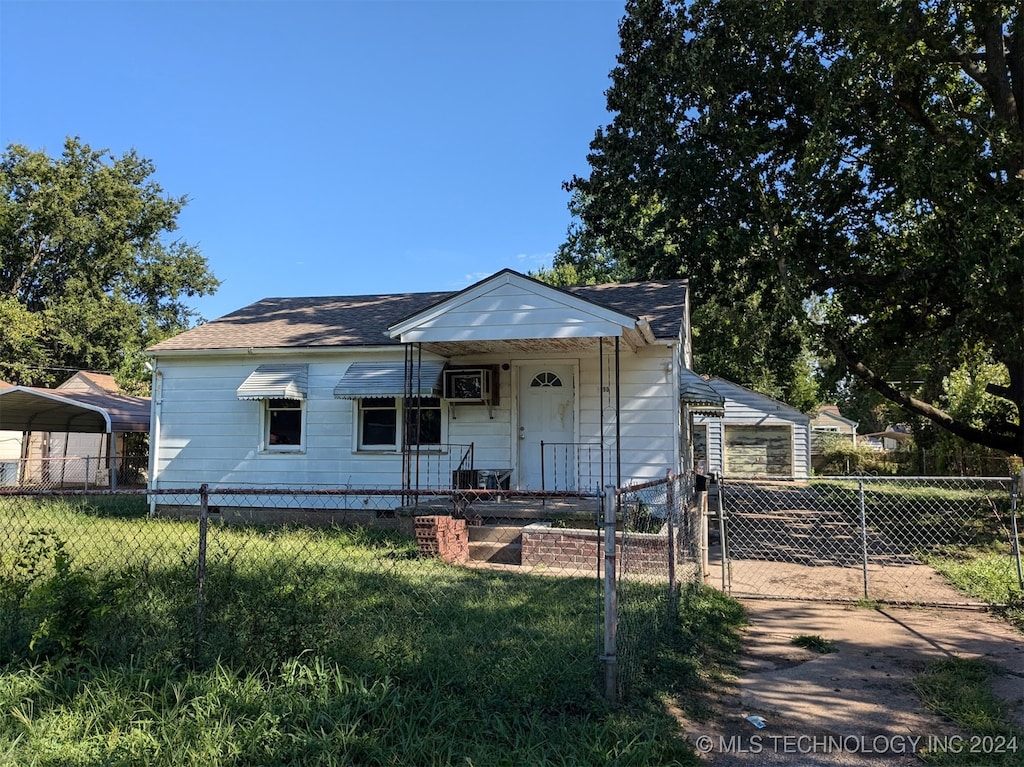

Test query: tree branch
[8,239,45,301]
[826,336,1023,456]
[985,382,1012,400]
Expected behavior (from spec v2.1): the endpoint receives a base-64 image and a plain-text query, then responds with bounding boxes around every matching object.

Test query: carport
[0,386,150,488]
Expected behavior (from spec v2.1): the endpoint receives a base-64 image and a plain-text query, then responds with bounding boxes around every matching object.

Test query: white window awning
[680,368,725,414]
[334,360,445,399]
[237,364,309,400]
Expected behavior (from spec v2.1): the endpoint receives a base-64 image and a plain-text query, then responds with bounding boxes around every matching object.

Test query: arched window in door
[530,371,563,388]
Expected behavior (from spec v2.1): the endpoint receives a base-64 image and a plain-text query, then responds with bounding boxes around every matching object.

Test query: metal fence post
[858,479,870,600]
[602,487,618,703]
[197,483,209,659]
[666,470,677,614]
[697,478,709,581]
[718,478,729,592]
[1012,472,1024,591]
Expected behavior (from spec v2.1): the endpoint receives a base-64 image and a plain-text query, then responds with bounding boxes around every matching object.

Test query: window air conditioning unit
[444,368,492,403]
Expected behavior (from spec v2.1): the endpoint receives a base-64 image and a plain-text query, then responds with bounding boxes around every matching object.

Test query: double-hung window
[265,398,304,451]
[237,364,309,453]
[404,397,442,446]
[359,397,399,450]
[357,397,442,451]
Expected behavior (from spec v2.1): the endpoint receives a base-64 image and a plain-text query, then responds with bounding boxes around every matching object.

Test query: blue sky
[1,0,626,321]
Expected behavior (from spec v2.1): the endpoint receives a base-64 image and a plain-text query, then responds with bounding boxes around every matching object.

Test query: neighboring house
[58,371,123,396]
[861,429,913,452]
[0,374,150,488]
[38,373,126,482]
[691,377,811,479]
[810,405,859,455]
[146,269,701,509]
[0,379,20,486]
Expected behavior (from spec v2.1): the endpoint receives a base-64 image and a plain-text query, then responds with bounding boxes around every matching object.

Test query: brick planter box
[414,515,469,564]
[521,523,672,575]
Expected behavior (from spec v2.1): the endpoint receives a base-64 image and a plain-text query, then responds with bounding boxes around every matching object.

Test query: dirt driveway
[680,599,1024,766]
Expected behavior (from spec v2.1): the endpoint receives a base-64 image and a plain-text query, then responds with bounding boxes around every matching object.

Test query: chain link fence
[0,482,702,706]
[0,454,149,490]
[613,472,701,700]
[710,475,1024,607]
[4,472,1016,707]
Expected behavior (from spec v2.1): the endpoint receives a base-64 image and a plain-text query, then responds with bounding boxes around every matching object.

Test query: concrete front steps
[468,523,526,565]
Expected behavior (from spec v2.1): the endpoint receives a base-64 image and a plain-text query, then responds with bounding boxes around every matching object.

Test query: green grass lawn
[924,552,1024,629]
[0,497,746,766]
[914,657,1024,767]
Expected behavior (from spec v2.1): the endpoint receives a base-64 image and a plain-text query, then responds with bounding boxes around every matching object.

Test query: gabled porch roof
[387,270,656,354]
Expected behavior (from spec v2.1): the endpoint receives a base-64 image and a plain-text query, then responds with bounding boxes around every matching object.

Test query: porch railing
[404,442,475,494]
[540,441,606,493]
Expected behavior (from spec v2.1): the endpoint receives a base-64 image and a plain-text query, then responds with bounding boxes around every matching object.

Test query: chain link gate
[710,475,1023,607]
[610,472,702,700]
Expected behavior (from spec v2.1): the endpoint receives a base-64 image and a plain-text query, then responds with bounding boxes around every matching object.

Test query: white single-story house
[690,376,811,479]
[862,429,913,452]
[146,269,707,510]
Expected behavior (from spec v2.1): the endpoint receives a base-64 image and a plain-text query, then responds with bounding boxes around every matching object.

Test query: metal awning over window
[334,360,445,399]
[680,368,725,414]
[237,364,308,400]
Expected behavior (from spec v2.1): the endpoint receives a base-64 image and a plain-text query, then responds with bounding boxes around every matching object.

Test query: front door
[517,363,575,490]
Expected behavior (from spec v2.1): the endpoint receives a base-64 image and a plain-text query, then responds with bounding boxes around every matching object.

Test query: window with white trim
[357,397,444,451]
[405,397,442,446]
[264,398,305,451]
[359,397,399,450]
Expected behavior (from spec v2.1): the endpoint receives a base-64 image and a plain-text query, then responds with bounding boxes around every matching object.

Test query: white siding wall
[0,431,21,460]
[154,353,411,490]
[400,282,628,342]
[442,356,512,470]
[0,431,21,487]
[152,343,682,492]
[577,345,679,486]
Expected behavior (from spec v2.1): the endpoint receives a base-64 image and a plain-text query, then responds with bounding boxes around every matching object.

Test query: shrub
[15,536,127,662]
[816,440,904,475]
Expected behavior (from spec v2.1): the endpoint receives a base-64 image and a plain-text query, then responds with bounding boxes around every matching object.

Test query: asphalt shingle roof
[148,278,688,353]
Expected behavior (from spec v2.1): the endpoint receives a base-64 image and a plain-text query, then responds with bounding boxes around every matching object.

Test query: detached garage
[691,376,811,479]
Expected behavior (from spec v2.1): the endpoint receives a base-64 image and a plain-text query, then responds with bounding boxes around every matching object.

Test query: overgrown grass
[654,585,747,719]
[0,497,747,766]
[810,479,1016,554]
[914,657,1024,766]
[925,551,1024,629]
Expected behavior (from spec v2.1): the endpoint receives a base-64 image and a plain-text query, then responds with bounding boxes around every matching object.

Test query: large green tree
[0,137,219,389]
[560,0,1023,456]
